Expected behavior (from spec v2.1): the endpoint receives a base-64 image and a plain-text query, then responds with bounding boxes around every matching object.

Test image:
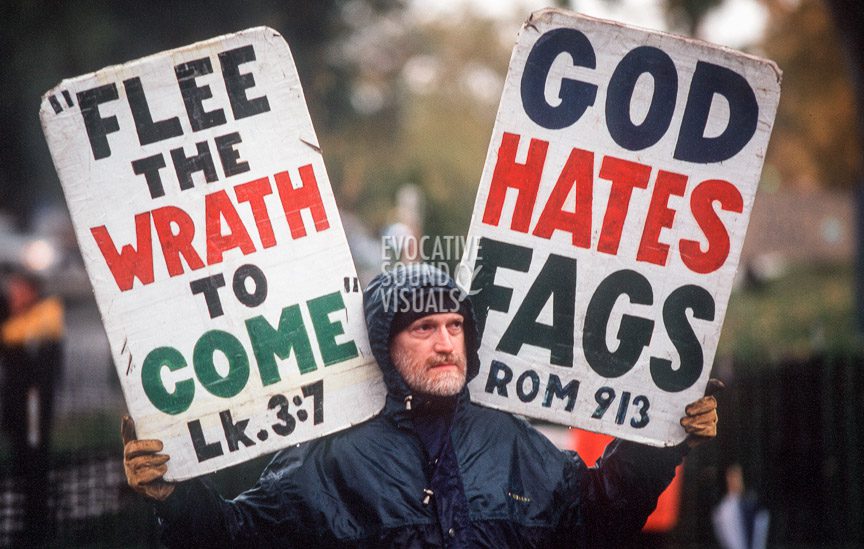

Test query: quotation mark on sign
[343,277,359,293]
[48,90,75,114]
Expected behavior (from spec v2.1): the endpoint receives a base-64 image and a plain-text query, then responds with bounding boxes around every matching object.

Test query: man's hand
[681,379,724,448]
[122,415,176,501]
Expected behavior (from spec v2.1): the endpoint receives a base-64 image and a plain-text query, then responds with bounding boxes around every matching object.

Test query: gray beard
[391,349,466,397]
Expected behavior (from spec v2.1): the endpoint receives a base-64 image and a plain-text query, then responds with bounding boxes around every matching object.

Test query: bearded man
[123,263,719,548]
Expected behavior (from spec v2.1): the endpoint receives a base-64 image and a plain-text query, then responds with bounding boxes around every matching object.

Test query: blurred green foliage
[719,262,860,364]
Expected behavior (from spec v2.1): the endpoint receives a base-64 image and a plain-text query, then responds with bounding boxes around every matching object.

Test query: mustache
[426,353,466,368]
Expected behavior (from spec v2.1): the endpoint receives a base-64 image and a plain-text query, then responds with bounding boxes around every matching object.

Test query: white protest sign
[40,28,386,479]
[460,9,781,446]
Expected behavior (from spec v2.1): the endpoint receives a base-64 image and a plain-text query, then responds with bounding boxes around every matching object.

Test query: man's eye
[448,321,463,332]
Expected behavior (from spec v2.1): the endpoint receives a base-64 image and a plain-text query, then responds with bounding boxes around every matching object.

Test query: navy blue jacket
[156,265,683,547]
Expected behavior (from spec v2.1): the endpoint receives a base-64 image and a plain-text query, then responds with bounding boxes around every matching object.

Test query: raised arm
[121,416,288,548]
[576,381,722,546]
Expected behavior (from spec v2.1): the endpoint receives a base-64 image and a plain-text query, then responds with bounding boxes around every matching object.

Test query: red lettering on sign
[235,177,277,249]
[90,164,334,292]
[477,131,745,274]
[151,206,205,276]
[205,189,257,264]
[637,170,688,266]
[597,156,651,255]
[532,147,594,248]
[91,212,155,291]
[680,179,743,274]
[482,132,548,232]
[274,165,330,239]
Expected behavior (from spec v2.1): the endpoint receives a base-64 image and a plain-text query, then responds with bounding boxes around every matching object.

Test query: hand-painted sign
[40,28,386,479]
[460,9,781,446]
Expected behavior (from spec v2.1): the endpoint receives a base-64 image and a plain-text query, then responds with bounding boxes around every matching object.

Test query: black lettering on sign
[123,76,183,146]
[215,132,251,177]
[590,386,651,428]
[188,419,223,462]
[302,379,324,424]
[233,263,268,307]
[49,94,63,114]
[171,141,218,190]
[630,395,649,428]
[592,386,615,418]
[77,83,120,160]
[131,154,168,199]
[268,394,297,436]
[675,61,758,163]
[543,374,579,412]
[190,273,227,318]
[485,360,513,397]
[343,277,360,293]
[516,369,541,402]
[485,362,579,413]
[605,47,678,151]
[175,57,227,132]
[219,409,255,452]
[614,391,631,425]
[219,45,271,120]
[521,28,598,130]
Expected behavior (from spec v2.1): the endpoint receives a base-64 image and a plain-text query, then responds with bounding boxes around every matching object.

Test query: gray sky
[410,0,769,49]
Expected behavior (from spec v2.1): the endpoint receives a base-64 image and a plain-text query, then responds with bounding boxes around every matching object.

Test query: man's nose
[432,326,455,353]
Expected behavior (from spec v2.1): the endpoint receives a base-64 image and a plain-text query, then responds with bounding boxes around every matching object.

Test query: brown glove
[681,378,724,448]
[121,415,175,501]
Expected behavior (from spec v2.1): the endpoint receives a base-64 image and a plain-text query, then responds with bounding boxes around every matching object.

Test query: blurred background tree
[0,0,404,228]
[762,0,861,189]
[326,8,508,238]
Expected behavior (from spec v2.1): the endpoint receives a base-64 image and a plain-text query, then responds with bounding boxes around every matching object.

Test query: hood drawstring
[404,395,413,411]
[421,488,434,506]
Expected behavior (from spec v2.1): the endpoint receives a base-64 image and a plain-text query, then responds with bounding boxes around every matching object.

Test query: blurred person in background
[0,268,64,544]
[712,463,770,549]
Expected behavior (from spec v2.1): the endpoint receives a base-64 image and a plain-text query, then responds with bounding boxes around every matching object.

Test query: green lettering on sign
[141,346,194,415]
[246,304,317,383]
[497,253,576,367]
[583,269,654,378]
[471,237,533,340]
[650,284,714,392]
[308,291,358,366]
[194,330,250,398]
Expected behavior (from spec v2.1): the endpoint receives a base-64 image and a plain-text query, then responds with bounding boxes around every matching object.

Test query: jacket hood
[363,263,481,404]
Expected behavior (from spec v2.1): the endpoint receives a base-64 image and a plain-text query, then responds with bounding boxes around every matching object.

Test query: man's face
[390,312,467,397]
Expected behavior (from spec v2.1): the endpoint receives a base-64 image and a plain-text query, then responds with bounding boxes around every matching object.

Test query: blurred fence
[0,354,861,546]
[676,354,864,546]
[0,451,159,547]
